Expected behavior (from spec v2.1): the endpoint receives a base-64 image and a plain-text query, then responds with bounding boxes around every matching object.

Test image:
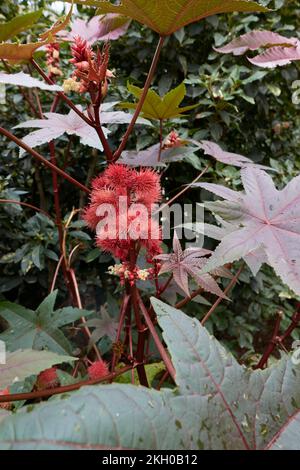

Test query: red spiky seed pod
[0,388,11,410]
[88,360,109,380]
[36,367,59,390]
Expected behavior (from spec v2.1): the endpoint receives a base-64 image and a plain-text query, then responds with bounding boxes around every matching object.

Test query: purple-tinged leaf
[58,14,130,45]
[14,106,111,154]
[182,219,267,275]
[155,232,227,298]
[195,182,242,202]
[200,167,300,295]
[119,143,196,167]
[215,30,300,68]
[215,30,299,55]
[249,45,300,68]
[191,140,271,169]
[0,72,62,92]
[15,103,150,156]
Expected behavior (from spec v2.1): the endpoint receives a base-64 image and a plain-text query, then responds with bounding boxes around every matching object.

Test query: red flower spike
[84,165,162,262]
[88,360,109,380]
[36,367,59,391]
[70,36,93,65]
[69,38,113,96]
[46,43,62,80]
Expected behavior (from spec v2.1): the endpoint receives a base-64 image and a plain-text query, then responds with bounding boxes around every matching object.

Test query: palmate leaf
[0,299,300,450]
[215,30,300,68]
[0,410,10,424]
[0,72,62,92]
[119,143,197,167]
[0,40,50,62]
[64,0,268,36]
[0,349,75,390]
[120,82,198,120]
[155,232,228,298]
[0,9,43,42]
[86,307,118,348]
[14,107,109,154]
[0,5,72,61]
[14,103,150,155]
[191,140,271,170]
[0,290,94,355]
[58,14,130,44]
[199,167,300,296]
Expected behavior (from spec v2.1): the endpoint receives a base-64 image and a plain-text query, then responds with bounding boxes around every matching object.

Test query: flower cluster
[108,263,156,286]
[84,165,162,261]
[45,43,62,80]
[163,130,183,149]
[64,36,114,95]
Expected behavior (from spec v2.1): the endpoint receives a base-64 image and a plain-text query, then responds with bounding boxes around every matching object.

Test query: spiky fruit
[0,388,11,410]
[88,360,109,380]
[36,367,59,390]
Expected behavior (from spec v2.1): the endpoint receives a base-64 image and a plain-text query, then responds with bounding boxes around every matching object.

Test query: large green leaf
[267,411,300,450]
[121,82,198,120]
[0,10,43,42]
[0,291,94,355]
[0,299,299,450]
[0,349,75,389]
[0,410,10,423]
[64,0,268,35]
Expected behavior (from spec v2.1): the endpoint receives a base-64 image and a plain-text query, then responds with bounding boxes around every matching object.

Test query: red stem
[0,198,51,219]
[154,164,210,217]
[48,141,64,251]
[92,89,114,161]
[113,36,165,161]
[158,119,164,162]
[111,294,131,373]
[0,364,135,404]
[175,286,204,310]
[255,311,283,370]
[137,291,176,382]
[201,264,244,325]
[131,285,149,387]
[30,58,94,128]
[256,304,300,369]
[0,127,89,194]
[68,268,102,361]
[157,274,173,297]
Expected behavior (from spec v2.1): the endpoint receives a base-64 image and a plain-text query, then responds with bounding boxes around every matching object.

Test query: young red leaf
[155,232,227,298]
